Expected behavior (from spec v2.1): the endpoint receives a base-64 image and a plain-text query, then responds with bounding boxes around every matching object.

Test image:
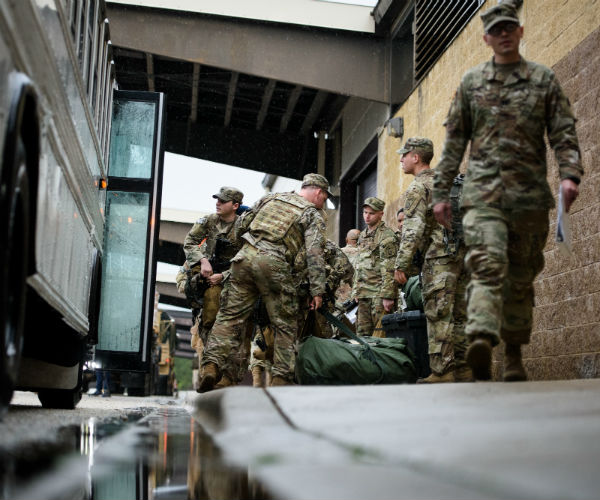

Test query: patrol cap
[396,137,434,156]
[212,186,243,204]
[363,197,385,212]
[301,173,333,197]
[480,1,520,33]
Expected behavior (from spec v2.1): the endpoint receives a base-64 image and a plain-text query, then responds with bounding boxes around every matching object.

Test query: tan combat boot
[198,362,219,393]
[504,343,527,382]
[466,336,493,381]
[454,365,474,382]
[214,375,234,389]
[417,371,455,383]
[252,366,265,387]
[270,375,291,386]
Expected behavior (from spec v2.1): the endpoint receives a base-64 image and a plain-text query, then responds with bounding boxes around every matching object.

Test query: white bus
[0,0,165,411]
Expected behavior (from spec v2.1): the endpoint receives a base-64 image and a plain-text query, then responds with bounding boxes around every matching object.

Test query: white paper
[556,184,573,258]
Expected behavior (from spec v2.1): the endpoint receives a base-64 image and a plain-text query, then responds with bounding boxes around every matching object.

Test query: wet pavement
[1,392,270,500]
[2,380,600,499]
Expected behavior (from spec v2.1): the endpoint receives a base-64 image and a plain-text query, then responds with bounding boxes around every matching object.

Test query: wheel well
[18,91,39,276]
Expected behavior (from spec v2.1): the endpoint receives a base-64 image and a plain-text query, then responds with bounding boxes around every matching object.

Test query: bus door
[96,90,166,374]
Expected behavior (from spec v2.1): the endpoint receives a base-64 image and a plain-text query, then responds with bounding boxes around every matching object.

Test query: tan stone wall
[377,0,600,380]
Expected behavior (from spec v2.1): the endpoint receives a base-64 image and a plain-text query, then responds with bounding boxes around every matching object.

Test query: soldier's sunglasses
[487,22,519,37]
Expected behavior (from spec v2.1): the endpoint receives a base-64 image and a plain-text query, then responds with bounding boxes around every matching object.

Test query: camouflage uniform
[353,202,398,336]
[175,262,204,359]
[295,239,354,339]
[202,184,327,383]
[337,245,359,303]
[183,187,245,384]
[395,142,468,376]
[433,47,583,347]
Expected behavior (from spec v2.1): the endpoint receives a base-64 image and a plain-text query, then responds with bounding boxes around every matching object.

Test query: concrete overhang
[106,2,389,103]
[108,0,376,33]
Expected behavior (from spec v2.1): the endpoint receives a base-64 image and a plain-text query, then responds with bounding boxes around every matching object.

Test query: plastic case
[381,311,431,379]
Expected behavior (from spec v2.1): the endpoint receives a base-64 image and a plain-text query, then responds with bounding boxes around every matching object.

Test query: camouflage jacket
[236,192,327,297]
[183,213,241,268]
[341,245,360,269]
[352,221,398,300]
[433,57,583,210]
[395,169,448,273]
[294,240,354,300]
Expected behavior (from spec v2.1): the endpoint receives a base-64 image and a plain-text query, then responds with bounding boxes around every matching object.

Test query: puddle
[1,407,271,500]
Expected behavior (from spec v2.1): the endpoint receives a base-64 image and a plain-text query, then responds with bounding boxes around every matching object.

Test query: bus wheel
[0,137,30,415]
[38,388,82,410]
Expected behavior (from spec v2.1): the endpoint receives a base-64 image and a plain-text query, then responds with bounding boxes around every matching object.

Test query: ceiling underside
[113,47,348,179]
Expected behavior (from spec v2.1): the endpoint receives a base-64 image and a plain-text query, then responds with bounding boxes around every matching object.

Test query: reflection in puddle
[2,408,271,500]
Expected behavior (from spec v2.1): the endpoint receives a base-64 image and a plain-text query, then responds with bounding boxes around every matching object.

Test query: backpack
[443,173,465,255]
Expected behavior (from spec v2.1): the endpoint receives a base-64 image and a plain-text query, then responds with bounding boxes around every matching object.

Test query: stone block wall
[378,0,600,380]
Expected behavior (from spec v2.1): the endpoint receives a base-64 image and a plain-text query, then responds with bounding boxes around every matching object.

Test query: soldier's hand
[208,273,223,286]
[394,269,408,285]
[560,178,579,212]
[433,202,452,229]
[200,258,213,278]
[310,296,323,310]
[382,298,395,313]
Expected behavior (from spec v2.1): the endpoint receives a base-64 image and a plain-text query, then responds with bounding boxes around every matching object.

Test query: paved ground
[186,379,600,500]
[1,390,177,454]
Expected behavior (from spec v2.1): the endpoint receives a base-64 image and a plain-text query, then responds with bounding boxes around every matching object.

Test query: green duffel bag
[296,336,417,385]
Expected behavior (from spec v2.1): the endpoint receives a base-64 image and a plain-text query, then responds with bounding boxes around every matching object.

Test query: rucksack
[443,173,465,255]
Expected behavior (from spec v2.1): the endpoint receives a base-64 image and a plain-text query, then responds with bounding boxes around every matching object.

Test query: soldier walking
[198,174,329,391]
[433,1,583,381]
[352,197,398,336]
[183,186,244,388]
[394,137,470,383]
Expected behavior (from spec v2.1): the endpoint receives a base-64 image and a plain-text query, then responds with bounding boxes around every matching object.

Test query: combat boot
[214,375,234,389]
[252,366,265,387]
[504,343,527,382]
[417,371,455,384]
[198,362,220,393]
[270,375,292,386]
[466,336,492,381]
[454,365,474,382]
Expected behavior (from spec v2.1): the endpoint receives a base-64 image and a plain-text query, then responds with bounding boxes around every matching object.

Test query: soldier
[340,229,360,268]
[198,173,329,391]
[396,208,405,236]
[352,197,398,337]
[433,1,583,381]
[394,137,470,383]
[183,186,244,388]
[295,239,354,339]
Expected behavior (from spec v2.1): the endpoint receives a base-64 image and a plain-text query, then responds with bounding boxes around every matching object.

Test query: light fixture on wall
[386,116,404,138]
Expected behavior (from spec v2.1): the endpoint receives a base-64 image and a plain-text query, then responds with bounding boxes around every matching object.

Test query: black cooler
[381,311,431,379]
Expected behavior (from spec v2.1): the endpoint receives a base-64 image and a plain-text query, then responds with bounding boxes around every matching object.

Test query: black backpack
[443,173,465,255]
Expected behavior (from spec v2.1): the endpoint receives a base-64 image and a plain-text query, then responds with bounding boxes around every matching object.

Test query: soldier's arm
[380,233,399,300]
[328,247,352,293]
[546,73,584,183]
[433,81,471,206]
[395,185,428,272]
[302,209,327,298]
[183,217,211,266]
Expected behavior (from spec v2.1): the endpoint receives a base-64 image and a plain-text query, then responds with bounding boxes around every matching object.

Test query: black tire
[38,388,83,410]
[0,137,30,414]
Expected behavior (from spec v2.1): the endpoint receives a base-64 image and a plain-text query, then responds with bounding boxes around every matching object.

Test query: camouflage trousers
[356,297,394,336]
[421,251,468,375]
[202,244,299,382]
[462,207,549,346]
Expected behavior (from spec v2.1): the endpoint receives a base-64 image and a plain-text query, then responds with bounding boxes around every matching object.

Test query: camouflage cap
[480,1,520,33]
[212,186,243,204]
[363,196,385,212]
[302,173,333,197]
[396,136,434,156]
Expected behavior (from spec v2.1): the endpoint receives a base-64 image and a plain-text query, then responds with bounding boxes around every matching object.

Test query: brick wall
[378,0,600,380]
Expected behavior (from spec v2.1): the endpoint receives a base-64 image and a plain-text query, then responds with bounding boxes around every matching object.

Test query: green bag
[296,336,417,385]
